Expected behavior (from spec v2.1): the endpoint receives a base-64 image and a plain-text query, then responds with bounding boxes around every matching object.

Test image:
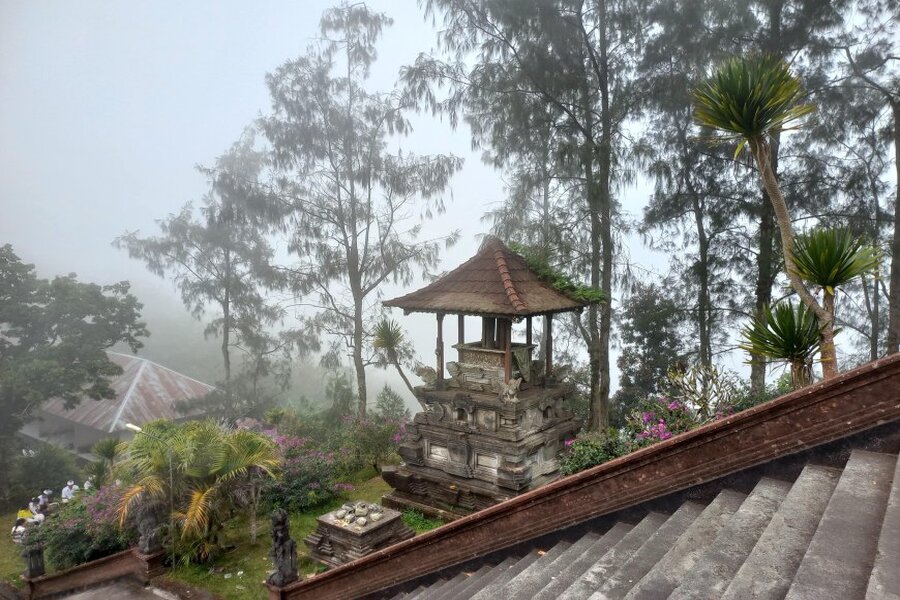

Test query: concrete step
[590,501,705,600]
[557,512,670,600]
[624,489,747,600]
[469,551,541,600]
[786,450,896,600]
[668,477,792,600]
[404,580,440,600]
[486,540,573,600]
[722,464,841,600]
[505,532,602,600]
[426,570,476,600]
[866,451,900,600]
[451,556,518,600]
[532,522,633,600]
[443,564,494,600]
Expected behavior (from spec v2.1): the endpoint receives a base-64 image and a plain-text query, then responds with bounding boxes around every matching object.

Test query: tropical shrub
[262,435,351,512]
[559,430,629,476]
[28,486,136,570]
[336,416,405,474]
[665,364,747,420]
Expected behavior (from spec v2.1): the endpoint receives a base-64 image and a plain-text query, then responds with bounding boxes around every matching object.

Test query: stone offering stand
[304,502,414,568]
[381,237,589,518]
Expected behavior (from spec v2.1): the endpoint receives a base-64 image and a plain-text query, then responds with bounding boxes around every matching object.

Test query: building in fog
[19,351,215,459]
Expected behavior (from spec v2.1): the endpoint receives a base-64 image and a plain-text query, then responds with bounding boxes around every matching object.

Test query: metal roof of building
[40,351,216,433]
[383,237,589,318]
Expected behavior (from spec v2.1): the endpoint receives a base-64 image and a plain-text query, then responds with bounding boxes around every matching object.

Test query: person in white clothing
[11,518,27,544]
[61,480,79,502]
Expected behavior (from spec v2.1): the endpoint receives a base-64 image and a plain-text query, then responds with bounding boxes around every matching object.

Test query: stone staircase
[388,449,899,600]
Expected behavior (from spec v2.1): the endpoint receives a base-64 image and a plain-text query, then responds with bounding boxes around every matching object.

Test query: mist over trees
[108,0,897,429]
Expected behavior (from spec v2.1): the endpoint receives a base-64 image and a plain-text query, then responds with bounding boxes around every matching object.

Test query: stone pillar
[267,509,298,587]
[22,544,45,579]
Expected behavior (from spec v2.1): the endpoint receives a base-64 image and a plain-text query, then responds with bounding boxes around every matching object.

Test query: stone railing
[264,354,900,600]
[23,547,165,599]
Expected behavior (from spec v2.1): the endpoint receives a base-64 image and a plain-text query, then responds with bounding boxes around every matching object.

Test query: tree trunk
[751,138,837,378]
[886,101,900,353]
[588,0,612,432]
[691,191,712,367]
[750,148,778,396]
[249,484,259,545]
[353,304,368,418]
[222,248,233,416]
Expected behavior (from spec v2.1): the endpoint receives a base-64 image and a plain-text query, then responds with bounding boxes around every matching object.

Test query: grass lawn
[0,510,24,588]
[167,468,439,600]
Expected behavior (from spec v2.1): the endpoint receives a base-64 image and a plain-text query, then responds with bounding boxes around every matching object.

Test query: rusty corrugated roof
[383,237,588,317]
[40,351,215,433]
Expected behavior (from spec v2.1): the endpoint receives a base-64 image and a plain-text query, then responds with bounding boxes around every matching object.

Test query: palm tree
[740,302,823,389]
[117,420,279,563]
[86,437,125,488]
[793,228,881,360]
[373,319,422,407]
[692,55,841,377]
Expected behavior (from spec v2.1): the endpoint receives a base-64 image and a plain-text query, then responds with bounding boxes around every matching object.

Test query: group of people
[10,479,89,544]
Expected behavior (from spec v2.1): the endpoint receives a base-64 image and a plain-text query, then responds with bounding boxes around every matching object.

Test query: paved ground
[64,581,176,599]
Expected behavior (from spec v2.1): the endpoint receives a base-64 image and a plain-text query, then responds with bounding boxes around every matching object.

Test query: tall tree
[258,3,461,417]
[404,0,648,430]
[116,137,288,418]
[613,282,686,419]
[831,0,900,352]
[0,245,147,496]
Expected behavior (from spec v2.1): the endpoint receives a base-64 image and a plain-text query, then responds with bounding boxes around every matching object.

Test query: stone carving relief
[500,377,523,403]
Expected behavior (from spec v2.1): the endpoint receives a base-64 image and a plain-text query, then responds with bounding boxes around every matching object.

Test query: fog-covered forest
[3,0,898,432]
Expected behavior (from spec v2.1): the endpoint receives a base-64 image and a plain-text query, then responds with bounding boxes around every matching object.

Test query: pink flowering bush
[261,434,351,511]
[624,396,701,447]
[27,485,136,570]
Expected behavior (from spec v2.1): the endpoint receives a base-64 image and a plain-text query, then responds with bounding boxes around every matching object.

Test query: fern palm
[740,302,823,388]
[116,420,279,564]
[373,318,419,401]
[693,55,840,378]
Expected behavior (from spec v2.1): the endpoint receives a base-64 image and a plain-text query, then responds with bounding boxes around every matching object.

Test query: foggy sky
[1,0,678,397]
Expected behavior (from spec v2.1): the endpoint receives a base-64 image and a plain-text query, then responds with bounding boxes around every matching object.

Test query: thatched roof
[383,237,588,318]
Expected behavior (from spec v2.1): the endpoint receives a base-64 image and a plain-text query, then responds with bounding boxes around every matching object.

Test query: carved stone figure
[415,365,438,386]
[500,377,523,403]
[22,543,45,578]
[267,508,298,587]
[136,507,163,554]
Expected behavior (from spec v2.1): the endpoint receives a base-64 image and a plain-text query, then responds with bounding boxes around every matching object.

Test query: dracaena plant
[740,301,823,389]
[693,55,845,378]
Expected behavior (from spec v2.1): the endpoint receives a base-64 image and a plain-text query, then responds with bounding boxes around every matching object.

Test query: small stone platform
[304,502,414,568]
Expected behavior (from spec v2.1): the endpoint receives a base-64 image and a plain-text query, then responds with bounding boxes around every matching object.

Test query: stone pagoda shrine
[381,237,589,518]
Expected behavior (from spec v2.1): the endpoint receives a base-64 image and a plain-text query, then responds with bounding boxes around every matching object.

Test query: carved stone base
[304,503,414,568]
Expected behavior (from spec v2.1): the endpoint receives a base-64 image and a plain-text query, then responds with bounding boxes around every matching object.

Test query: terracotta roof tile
[384,237,588,317]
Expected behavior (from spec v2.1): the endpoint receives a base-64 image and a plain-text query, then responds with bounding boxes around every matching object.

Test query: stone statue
[137,507,163,554]
[500,377,523,403]
[415,365,438,386]
[446,361,463,386]
[267,508,298,587]
[22,543,45,578]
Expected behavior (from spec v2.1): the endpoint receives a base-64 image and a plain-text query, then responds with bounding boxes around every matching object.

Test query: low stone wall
[24,548,165,599]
